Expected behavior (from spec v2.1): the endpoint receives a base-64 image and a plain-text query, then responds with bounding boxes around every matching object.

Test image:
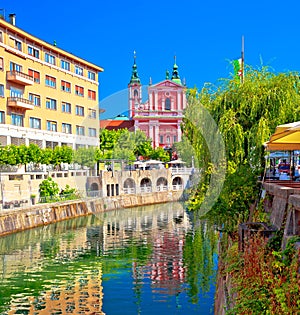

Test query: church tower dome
[128,51,142,119]
[171,56,182,85]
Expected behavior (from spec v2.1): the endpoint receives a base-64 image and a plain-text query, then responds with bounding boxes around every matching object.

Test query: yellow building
[0,14,103,149]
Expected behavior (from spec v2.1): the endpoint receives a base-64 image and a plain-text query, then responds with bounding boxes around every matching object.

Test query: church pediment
[152,80,183,88]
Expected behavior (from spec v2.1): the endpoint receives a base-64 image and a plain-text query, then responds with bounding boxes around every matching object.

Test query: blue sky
[3,0,300,118]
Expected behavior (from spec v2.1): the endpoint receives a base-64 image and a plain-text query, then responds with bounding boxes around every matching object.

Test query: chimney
[9,13,16,25]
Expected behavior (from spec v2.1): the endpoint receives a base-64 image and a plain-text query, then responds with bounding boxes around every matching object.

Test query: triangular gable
[151,79,183,89]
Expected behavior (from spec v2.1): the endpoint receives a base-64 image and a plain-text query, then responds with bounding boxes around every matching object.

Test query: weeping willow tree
[183,65,300,230]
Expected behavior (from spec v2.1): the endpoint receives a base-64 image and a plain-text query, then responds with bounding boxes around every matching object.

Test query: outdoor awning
[265,121,300,151]
[168,159,186,164]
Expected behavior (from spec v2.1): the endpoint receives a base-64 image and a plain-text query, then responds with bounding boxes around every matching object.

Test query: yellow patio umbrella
[265,121,300,151]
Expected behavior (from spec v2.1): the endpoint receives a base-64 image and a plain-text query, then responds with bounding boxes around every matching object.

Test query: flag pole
[241,35,244,83]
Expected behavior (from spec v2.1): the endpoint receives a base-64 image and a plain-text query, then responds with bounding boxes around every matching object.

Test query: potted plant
[30,194,37,205]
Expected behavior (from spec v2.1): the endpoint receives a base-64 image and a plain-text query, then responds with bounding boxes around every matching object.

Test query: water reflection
[0,202,217,315]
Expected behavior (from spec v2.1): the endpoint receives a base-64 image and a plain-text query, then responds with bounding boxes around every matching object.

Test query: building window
[76,126,85,136]
[88,128,97,137]
[46,120,57,132]
[28,46,40,59]
[61,80,71,92]
[11,113,23,126]
[0,57,3,71]
[0,111,5,124]
[0,31,3,43]
[88,71,96,80]
[0,84,4,97]
[60,59,70,71]
[29,117,41,129]
[10,87,22,98]
[75,65,83,76]
[28,69,40,83]
[88,109,96,119]
[165,98,171,110]
[46,98,57,110]
[75,85,84,97]
[166,136,170,144]
[10,62,22,72]
[29,93,41,106]
[88,89,96,100]
[160,135,163,144]
[45,53,56,65]
[62,102,71,113]
[45,75,56,88]
[173,136,177,143]
[10,36,22,51]
[75,105,84,116]
[62,123,72,134]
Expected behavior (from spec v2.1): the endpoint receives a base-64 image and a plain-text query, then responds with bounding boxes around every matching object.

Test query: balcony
[7,97,34,110]
[6,71,34,86]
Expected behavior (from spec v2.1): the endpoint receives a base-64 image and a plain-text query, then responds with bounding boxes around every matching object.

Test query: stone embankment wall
[0,191,185,237]
[214,181,300,315]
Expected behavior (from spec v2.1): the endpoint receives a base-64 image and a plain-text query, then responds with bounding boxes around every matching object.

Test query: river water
[0,202,218,315]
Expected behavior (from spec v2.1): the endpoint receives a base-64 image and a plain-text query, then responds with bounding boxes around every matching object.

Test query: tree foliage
[39,177,59,201]
[73,147,99,168]
[183,66,300,228]
[100,128,170,162]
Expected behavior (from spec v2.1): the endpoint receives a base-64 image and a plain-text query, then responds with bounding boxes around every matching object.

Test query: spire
[166,69,170,80]
[171,55,181,85]
[129,51,141,84]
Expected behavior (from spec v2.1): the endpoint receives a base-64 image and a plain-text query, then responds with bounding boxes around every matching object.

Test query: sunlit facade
[0,14,103,149]
[128,55,187,149]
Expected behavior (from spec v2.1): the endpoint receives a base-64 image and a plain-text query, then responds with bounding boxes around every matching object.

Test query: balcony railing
[7,97,34,110]
[6,70,34,85]
[123,187,136,194]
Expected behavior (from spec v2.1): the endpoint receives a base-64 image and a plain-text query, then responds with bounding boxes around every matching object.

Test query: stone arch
[90,182,99,191]
[156,177,168,191]
[140,177,152,193]
[123,178,136,194]
[172,176,183,190]
[88,182,99,197]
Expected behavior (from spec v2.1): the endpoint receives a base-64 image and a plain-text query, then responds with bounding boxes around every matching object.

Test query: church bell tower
[128,52,142,118]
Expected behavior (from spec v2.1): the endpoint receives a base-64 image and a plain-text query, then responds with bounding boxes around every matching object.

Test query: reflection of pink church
[128,55,187,148]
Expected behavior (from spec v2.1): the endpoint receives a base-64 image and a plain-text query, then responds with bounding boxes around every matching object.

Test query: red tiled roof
[100,120,134,130]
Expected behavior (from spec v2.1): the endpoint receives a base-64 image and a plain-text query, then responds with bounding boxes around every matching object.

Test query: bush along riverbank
[217,226,299,315]
[187,163,300,315]
[181,66,300,315]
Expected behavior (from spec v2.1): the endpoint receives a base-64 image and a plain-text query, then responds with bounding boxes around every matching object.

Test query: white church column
[177,123,182,142]
[149,92,153,109]
[177,91,181,110]
[149,121,154,147]
[154,91,158,111]
[155,123,159,148]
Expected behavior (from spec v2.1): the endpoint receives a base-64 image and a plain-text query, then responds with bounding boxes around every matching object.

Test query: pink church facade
[128,56,187,149]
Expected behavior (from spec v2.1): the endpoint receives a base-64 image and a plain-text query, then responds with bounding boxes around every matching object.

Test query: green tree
[73,147,98,168]
[26,144,42,164]
[99,128,123,158]
[39,177,59,202]
[40,148,53,165]
[51,145,73,166]
[183,66,300,227]
[173,134,197,167]
[149,147,170,162]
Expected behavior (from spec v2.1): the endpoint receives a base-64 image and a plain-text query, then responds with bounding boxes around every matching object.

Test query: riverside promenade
[0,165,198,236]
